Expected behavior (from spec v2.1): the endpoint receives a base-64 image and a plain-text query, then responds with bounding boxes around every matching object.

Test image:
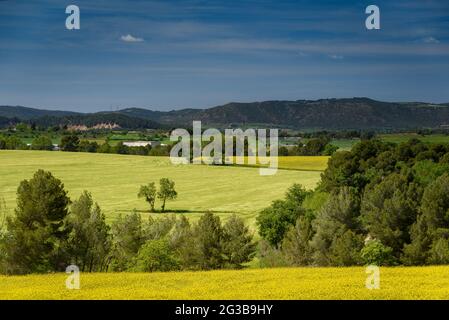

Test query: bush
[361,240,395,266]
[31,135,53,150]
[60,135,80,152]
[258,240,288,268]
[131,239,179,272]
[257,184,308,247]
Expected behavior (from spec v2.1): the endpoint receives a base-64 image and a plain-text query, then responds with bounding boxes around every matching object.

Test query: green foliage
[221,214,256,268]
[4,170,71,274]
[256,184,308,247]
[66,191,111,272]
[302,191,329,212]
[361,173,422,257]
[109,212,144,271]
[281,216,314,266]
[31,135,53,150]
[320,139,393,192]
[322,144,339,156]
[114,142,129,155]
[329,230,364,266]
[194,212,224,270]
[257,240,288,268]
[60,135,80,152]
[97,142,112,153]
[412,160,449,187]
[428,238,449,264]
[138,183,157,212]
[403,174,449,265]
[130,239,179,272]
[0,135,27,150]
[78,140,99,153]
[361,239,395,266]
[144,215,176,240]
[0,199,7,274]
[168,216,199,269]
[310,187,363,266]
[158,178,177,212]
[149,145,170,156]
[297,137,330,156]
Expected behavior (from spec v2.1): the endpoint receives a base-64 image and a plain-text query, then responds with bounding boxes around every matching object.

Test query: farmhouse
[123,141,161,147]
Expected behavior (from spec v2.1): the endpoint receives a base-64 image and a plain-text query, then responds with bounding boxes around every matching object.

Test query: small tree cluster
[113,212,256,272]
[138,178,177,212]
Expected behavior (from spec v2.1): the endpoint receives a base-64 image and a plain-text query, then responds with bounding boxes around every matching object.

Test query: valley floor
[1,266,448,300]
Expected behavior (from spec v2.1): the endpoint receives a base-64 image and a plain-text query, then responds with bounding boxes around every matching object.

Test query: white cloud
[120,34,144,42]
[328,54,344,60]
[422,36,440,44]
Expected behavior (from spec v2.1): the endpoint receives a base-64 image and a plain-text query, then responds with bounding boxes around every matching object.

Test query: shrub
[361,239,395,266]
[131,239,179,272]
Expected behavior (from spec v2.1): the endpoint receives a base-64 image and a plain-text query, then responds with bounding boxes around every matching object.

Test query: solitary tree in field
[138,182,157,212]
[158,178,177,212]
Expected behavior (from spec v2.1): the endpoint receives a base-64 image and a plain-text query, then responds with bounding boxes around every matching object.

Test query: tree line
[0,134,171,156]
[0,170,255,274]
[257,138,449,266]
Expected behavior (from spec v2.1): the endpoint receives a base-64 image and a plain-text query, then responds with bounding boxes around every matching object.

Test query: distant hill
[117,98,449,129]
[0,116,19,127]
[30,112,164,129]
[0,106,163,129]
[0,105,79,120]
[2,98,449,130]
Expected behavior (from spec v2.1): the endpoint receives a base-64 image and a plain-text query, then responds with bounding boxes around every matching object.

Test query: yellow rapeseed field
[1,266,449,300]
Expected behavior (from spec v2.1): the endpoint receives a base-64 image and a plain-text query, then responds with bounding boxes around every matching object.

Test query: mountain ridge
[2,98,449,130]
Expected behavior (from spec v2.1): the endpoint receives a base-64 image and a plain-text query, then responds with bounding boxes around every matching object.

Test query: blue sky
[0,0,449,112]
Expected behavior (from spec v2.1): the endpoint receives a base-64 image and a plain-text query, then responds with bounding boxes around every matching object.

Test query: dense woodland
[258,138,449,266]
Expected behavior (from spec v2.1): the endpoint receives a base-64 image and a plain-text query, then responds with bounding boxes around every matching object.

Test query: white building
[123,141,161,147]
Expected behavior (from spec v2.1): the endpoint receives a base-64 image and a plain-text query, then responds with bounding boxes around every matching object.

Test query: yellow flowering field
[1,266,449,300]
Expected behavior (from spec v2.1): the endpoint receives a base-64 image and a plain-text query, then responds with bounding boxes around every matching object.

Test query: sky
[0,0,449,112]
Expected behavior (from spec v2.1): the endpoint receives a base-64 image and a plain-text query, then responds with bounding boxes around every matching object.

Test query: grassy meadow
[0,151,325,227]
[232,155,329,171]
[1,266,449,300]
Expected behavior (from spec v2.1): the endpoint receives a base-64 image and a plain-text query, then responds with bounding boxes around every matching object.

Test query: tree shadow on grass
[129,209,234,214]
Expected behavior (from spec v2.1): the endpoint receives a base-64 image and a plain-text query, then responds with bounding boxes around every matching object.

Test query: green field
[331,138,360,151]
[1,266,448,299]
[232,156,329,171]
[0,151,324,227]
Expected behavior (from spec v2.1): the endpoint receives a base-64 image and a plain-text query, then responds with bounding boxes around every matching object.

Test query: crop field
[1,266,448,300]
[0,151,324,226]
[232,156,329,171]
[331,139,360,151]
[277,156,329,171]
